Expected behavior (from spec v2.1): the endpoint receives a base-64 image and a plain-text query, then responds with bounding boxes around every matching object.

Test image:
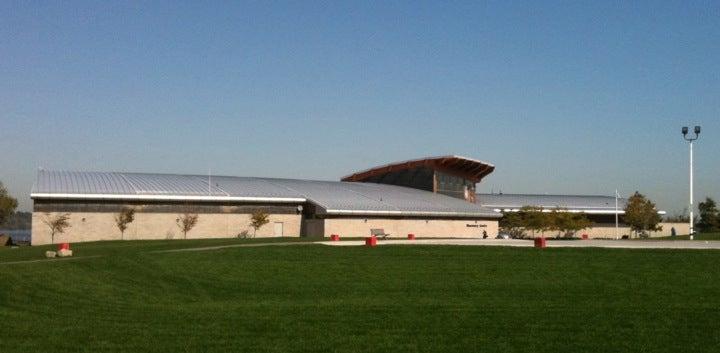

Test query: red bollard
[581,234,589,240]
[534,237,546,248]
[58,243,70,251]
[330,234,340,241]
[365,236,377,247]
[407,233,415,240]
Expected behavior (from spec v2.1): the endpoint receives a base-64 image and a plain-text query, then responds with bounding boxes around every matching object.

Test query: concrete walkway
[318,238,720,250]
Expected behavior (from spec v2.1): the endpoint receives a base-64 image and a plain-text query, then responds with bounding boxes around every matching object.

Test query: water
[0,229,31,243]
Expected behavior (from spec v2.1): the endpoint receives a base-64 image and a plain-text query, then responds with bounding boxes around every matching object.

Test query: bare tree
[42,213,71,244]
[177,212,199,239]
[249,210,270,237]
[114,207,135,240]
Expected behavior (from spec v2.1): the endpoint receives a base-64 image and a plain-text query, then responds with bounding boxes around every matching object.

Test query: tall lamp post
[682,126,701,239]
[615,190,620,240]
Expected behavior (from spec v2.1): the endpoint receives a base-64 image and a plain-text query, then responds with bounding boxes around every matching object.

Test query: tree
[249,210,270,237]
[500,206,591,239]
[571,213,593,237]
[624,192,662,238]
[546,209,562,237]
[499,211,526,238]
[500,206,563,238]
[519,206,548,238]
[42,213,71,244]
[552,209,592,238]
[697,198,720,233]
[0,182,18,226]
[177,212,199,239]
[114,208,136,240]
[665,209,690,223]
[2,211,31,230]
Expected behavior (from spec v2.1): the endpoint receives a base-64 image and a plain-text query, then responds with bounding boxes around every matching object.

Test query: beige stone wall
[530,222,691,239]
[660,222,691,236]
[32,212,301,245]
[320,218,499,238]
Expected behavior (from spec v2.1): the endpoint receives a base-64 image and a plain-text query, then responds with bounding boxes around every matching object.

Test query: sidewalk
[318,238,720,250]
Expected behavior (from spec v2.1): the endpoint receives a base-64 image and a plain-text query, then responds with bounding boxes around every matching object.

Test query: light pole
[615,190,620,240]
[682,126,701,239]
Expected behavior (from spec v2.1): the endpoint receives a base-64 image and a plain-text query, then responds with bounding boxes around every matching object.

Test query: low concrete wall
[31,212,301,245]
[320,218,499,238]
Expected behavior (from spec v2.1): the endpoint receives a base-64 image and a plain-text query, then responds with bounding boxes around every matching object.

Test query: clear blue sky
[1,1,718,213]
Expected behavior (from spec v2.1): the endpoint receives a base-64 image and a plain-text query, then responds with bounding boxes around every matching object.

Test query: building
[30,156,500,245]
[477,193,688,238]
[30,155,685,244]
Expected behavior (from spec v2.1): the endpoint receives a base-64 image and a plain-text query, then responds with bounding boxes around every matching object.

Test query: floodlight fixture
[683,125,700,141]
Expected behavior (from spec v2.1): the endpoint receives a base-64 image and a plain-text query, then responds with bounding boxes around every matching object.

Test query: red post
[407,233,415,240]
[330,234,340,241]
[581,234,589,240]
[534,237,546,248]
[365,236,377,247]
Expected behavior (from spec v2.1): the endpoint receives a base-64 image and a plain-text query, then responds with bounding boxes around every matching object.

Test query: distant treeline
[2,211,31,230]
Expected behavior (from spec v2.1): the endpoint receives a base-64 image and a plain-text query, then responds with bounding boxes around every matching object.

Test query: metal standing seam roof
[31,170,500,218]
[31,170,306,203]
[477,193,635,214]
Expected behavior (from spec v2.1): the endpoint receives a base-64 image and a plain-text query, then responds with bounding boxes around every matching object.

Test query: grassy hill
[2,239,719,352]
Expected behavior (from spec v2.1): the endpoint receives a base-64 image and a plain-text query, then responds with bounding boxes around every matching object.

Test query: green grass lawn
[2,240,719,352]
[0,237,319,263]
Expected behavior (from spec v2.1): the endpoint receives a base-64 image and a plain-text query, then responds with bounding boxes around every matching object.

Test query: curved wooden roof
[341,155,495,183]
